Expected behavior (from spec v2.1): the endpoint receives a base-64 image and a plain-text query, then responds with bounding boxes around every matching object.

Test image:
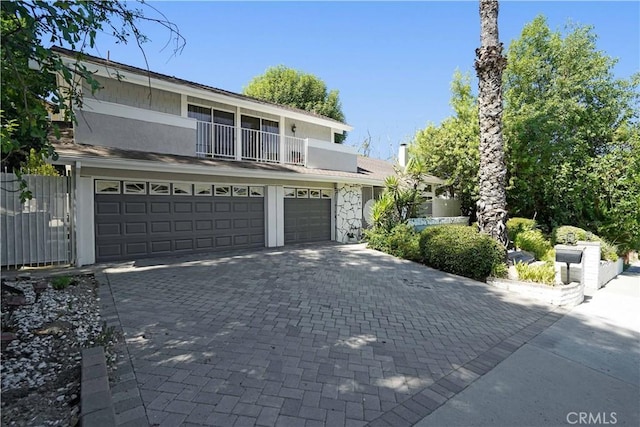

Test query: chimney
[398,143,408,167]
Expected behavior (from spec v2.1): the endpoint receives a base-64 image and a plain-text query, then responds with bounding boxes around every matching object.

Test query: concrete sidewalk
[415,265,640,427]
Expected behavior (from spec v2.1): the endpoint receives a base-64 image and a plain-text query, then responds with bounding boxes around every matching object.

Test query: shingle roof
[50,46,350,128]
[52,142,399,185]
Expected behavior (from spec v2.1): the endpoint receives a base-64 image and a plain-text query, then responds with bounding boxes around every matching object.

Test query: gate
[1,172,72,268]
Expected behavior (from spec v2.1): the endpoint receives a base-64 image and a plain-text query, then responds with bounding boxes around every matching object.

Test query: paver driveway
[100,243,560,426]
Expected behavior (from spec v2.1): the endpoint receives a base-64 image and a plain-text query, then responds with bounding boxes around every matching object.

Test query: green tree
[1,0,184,174]
[503,15,639,231]
[21,148,60,176]
[243,65,346,142]
[475,0,508,247]
[592,127,640,253]
[410,71,478,217]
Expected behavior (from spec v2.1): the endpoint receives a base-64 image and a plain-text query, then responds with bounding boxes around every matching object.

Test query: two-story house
[49,47,446,266]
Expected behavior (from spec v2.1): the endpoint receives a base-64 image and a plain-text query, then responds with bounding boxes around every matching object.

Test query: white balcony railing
[195,121,307,166]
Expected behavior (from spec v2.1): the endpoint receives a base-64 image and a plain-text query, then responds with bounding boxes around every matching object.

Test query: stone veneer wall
[336,184,362,243]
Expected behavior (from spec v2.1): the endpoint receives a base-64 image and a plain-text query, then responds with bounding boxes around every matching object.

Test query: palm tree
[475,0,508,247]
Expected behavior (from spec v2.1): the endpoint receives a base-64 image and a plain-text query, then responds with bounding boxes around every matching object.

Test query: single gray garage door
[95,194,264,262]
[284,198,331,243]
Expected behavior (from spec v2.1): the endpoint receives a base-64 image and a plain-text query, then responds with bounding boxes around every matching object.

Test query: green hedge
[419,225,506,281]
[507,217,537,244]
[364,223,421,262]
[515,229,554,261]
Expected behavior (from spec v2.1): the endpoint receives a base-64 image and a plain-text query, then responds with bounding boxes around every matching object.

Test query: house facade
[48,48,446,266]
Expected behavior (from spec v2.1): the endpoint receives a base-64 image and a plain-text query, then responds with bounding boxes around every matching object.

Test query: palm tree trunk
[475,0,508,247]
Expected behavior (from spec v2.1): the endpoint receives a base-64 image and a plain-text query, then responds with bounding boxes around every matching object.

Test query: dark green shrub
[507,217,537,244]
[365,224,421,261]
[419,225,506,281]
[514,229,553,261]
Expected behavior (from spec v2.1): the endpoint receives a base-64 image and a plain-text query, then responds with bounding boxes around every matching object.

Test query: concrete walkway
[416,264,640,427]
[97,243,567,427]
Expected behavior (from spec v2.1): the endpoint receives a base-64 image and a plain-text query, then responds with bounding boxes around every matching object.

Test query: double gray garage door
[95,189,332,262]
[95,194,265,262]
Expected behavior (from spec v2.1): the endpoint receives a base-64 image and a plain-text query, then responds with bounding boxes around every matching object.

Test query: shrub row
[507,217,537,244]
[514,229,554,261]
[419,225,506,282]
[364,224,421,262]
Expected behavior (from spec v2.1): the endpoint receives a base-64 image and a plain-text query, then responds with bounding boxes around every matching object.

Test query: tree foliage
[410,71,478,217]
[1,0,184,173]
[243,65,346,142]
[503,16,639,233]
[410,15,640,252]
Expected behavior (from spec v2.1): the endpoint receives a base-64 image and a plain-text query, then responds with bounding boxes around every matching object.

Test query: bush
[51,276,73,290]
[365,223,421,261]
[553,225,619,261]
[514,229,553,261]
[507,217,537,244]
[419,225,506,281]
[514,261,556,285]
[552,226,589,245]
[600,241,619,262]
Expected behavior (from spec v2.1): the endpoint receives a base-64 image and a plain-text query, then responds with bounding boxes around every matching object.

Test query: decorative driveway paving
[100,243,563,426]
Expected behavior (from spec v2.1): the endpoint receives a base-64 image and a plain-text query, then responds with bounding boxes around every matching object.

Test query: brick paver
[102,243,560,425]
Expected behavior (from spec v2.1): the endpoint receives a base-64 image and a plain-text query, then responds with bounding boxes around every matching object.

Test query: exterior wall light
[291,124,297,134]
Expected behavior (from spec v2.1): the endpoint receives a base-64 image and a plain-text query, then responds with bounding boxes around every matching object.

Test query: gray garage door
[284,198,331,243]
[95,194,264,262]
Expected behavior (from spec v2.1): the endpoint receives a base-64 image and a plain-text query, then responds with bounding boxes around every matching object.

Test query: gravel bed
[1,274,117,426]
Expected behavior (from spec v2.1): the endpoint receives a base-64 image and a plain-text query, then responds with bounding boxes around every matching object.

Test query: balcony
[195,121,307,166]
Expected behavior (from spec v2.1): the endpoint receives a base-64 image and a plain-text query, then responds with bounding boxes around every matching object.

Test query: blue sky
[85,1,639,160]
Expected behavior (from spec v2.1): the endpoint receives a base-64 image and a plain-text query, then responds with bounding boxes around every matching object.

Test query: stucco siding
[306,146,357,173]
[86,76,181,115]
[75,111,196,157]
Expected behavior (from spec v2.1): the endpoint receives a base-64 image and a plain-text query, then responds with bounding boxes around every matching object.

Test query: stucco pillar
[580,241,601,294]
[264,185,284,247]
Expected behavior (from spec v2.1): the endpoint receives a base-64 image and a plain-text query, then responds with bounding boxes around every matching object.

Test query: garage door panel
[216,235,232,247]
[234,219,248,228]
[150,240,172,253]
[95,191,264,261]
[174,220,193,232]
[126,242,148,255]
[215,202,231,212]
[124,202,146,214]
[97,223,121,237]
[216,219,231,229]
[196,220,212,231]
[97,244,122,258]
[150,202,170,213]
[195,202,212,213]
[175,239,194,251]
[125,222,147,234]
[151,221,171,233]
[234,235,249,245]
[96,201,120,215]
[197,238,214,249]
[284,198,331,244]
[233,203,248,213]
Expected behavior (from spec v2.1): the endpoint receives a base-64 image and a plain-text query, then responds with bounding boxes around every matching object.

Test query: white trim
[77,177,95,266]
[149,182,170,195]
[123,181,146,194]
[95,179,121,194]
[82,98,197,129]
[62,56,353,132]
